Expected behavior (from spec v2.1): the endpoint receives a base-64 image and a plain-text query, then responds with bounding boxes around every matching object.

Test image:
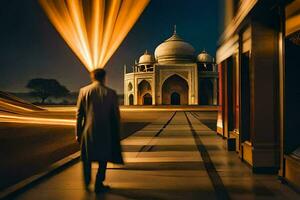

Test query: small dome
[138,50,155,65]
[197,50,214,63]
[154,30,195,64]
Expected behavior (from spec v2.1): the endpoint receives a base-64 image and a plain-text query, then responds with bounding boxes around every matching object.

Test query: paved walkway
[12,112,299,200]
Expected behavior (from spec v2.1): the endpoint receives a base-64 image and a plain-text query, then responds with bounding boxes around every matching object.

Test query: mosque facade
[124,29,218,106]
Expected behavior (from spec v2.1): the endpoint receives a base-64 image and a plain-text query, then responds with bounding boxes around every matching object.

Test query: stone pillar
[243,15,280,172]
[213,78,218,105]
[152,82,155,105]
[134,77,138,105]
[194,65,199,105]
[123,65,127,105]
[217,63,224,135]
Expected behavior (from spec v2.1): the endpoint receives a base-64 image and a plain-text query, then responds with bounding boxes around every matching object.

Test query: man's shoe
[84,178,91,191]
[84,184,90,191]
[95,183,110,193]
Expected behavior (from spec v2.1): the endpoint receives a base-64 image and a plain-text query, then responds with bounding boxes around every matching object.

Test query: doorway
[240,52,251,142]
[129,94,134,105]
[143,93,152,105]
[285,36,300,154]
[138,80,151,105]
[162,74,189,105]
[171,92,180,105]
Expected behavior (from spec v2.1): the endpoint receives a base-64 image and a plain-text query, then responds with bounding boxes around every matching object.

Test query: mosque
[124,28,218,106]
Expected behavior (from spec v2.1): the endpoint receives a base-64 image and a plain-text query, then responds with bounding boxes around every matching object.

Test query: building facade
[217,0,300,189]
[124,29,218,106]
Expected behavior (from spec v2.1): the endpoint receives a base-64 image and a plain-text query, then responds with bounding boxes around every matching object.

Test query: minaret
[123,64,127,74]
[174,24,177,34]
[134,59,138,72]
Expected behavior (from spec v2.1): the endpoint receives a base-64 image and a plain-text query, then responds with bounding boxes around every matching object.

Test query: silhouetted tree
[26,78,69,103]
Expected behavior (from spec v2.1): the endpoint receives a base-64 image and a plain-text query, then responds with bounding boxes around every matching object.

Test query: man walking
[76,69,123,193]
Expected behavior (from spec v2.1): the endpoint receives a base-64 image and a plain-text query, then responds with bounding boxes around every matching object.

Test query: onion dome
[154,28,195,64]
[138,50,155,65]
[197,50,214,63]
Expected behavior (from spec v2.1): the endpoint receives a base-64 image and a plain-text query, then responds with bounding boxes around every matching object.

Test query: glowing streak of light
[0,114,75,126]
[42,106,77,112]
[0,101,35,112]
[39,0,150,71]
[42,106,219,112]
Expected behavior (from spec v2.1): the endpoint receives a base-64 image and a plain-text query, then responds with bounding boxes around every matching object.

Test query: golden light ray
[39,0,150,71]
[0,114,75,126]
[102,0,150,66]
[98,0,121,67]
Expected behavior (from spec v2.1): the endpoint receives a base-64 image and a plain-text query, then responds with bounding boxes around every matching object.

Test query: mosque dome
[197,50,214,63]
[154,30,195,64]
[138,50,155,65]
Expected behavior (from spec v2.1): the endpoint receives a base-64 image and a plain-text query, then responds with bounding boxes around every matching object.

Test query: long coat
[76,82,123,164]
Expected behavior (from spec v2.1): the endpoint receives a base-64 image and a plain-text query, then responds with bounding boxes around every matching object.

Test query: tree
[26,78,70,103]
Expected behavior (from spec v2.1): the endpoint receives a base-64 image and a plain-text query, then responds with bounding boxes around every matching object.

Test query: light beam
[0,114,75,126]
[39,0,150,71]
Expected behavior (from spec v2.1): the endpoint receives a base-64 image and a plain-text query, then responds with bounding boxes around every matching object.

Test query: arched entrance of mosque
[143,93,152,105]
[129,94,134,105]
[138,80,152,105]
[162,74,189,105]
[171,92,180,105]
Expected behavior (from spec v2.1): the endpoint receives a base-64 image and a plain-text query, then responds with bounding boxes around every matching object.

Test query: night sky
[0,0,219,94]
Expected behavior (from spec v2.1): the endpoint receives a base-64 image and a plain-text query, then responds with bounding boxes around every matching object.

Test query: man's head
[90,68,106,83]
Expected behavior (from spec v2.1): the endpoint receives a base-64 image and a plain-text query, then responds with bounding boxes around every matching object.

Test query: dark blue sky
[0,0,219,94]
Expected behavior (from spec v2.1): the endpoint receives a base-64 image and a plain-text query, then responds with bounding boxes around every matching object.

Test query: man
[76,69,123,193]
